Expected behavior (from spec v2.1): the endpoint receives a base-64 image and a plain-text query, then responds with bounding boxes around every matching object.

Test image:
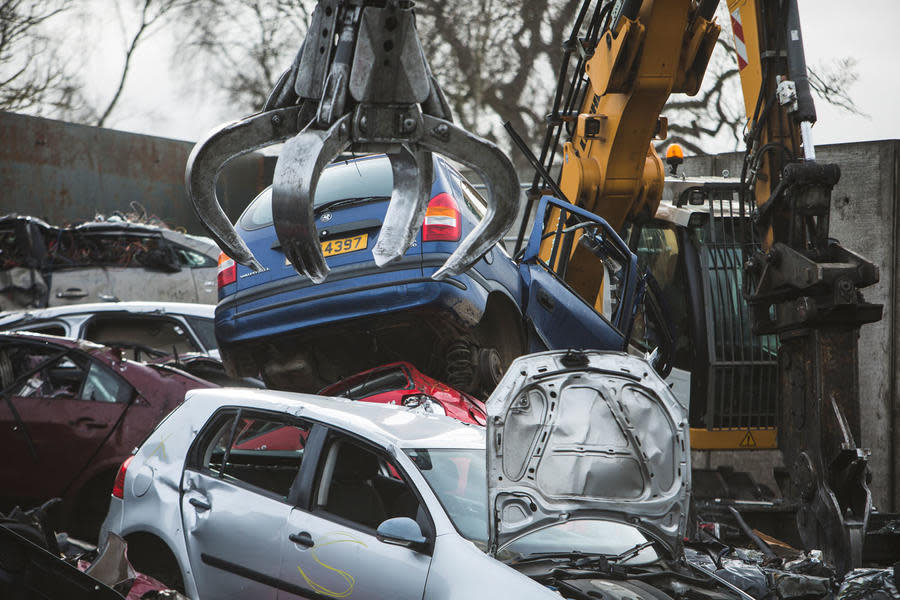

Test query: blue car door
[519,196,639,353]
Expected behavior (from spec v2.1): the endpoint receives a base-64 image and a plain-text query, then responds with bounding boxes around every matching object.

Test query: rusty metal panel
[0,111,271,233]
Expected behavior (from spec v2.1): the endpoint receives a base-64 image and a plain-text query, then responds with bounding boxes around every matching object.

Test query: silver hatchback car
[101,352,741,600]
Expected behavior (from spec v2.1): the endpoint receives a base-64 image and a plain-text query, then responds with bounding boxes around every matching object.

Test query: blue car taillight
[422,192,461,242]
[217,252,236,288]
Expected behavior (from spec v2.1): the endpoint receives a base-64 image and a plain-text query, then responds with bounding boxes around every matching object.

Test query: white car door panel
[276,436,432,599]
[278,510,431,600]
[181,471,284,600]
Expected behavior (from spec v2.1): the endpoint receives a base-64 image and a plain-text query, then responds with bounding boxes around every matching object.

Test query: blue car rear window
[239,156,394,230]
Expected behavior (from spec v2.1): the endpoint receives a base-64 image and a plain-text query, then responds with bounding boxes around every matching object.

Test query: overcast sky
[81,0,900,152]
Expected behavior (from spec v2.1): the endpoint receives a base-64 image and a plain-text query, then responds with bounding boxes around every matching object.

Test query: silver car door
[181,409,312,599]
[49,268,112,305]
[277,435,433,600]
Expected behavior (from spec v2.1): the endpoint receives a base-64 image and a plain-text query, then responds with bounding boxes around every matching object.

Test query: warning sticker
[739,430,757,448]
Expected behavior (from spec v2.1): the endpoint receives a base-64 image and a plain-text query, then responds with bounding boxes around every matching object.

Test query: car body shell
[100,389,562,599]
[0,301,219,359]
[215,155,528,392]
[215,155,643,395]
[318,361,487,425]
[0,332,216,529]
[0,215,219,312]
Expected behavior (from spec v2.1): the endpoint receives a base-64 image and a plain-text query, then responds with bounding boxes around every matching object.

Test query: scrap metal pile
[0,216,183,272]
[685,546,899,600]
[0,214,219,311]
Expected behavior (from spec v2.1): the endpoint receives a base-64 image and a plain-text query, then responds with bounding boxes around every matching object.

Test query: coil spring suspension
[445,339,476,392]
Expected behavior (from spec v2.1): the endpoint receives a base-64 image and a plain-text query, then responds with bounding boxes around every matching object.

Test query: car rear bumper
[215,261,490,349]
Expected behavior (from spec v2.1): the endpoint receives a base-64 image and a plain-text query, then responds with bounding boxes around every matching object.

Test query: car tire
[477,347,505,390]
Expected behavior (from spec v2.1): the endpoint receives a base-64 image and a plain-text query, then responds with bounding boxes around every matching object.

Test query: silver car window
[314,437,422,532]
[197,410,310,502]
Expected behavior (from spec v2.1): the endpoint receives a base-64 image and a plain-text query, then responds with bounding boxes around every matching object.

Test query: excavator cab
[626,178,779,448]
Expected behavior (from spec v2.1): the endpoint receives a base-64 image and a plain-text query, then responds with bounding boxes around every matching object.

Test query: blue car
[215,154,663,396]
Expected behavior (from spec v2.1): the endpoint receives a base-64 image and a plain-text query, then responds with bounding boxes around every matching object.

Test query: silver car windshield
[405,448,657,563]
[405,448,489,546]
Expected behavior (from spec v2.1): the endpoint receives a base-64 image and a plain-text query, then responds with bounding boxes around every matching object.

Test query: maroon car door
[0,342,133,501]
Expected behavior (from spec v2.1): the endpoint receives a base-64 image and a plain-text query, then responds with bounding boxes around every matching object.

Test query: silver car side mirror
[376,517,426,548]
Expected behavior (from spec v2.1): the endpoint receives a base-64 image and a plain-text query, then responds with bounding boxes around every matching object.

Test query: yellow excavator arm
[529,0,719,315]
[556,0,719,231]
[523,0,881,574]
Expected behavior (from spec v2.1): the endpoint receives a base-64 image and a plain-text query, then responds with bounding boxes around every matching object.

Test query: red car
[319,362,487,426]
[0,332,216,539]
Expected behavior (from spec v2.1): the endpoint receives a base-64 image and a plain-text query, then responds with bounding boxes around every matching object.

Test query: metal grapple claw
[185,106,307,271]
[272,116,350,283]
[419,116,520,280]
[372,147,432,268]
[186,0,520,283]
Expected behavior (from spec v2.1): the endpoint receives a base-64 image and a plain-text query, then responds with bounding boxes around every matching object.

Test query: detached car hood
[486,350,690,556]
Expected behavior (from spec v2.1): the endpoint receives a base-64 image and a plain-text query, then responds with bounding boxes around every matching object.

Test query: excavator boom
[524,0,882,573]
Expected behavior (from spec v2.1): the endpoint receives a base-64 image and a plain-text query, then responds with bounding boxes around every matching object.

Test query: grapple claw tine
[419,116,521,280]
[186,106,304,270]
[272,115,351,283]
[372,147,433,267]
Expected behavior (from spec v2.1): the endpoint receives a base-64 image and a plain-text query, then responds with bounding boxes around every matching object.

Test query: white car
[0,301,218,359]
[101,351,744,600]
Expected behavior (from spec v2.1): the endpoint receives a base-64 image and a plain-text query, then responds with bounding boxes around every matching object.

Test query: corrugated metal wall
[0,111,272,233]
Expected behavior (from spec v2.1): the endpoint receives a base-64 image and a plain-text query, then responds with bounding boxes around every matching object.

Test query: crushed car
[0,215,219,312]
[101,350,750,600]
[215,155,668,396]
[0,332,216,540]
[0,500,188,599]
[0,301,218,359]
[318,361,487,425]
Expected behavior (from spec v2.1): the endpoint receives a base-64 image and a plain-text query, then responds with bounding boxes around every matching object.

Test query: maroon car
[0,332,216,538]
[319,361,487,426]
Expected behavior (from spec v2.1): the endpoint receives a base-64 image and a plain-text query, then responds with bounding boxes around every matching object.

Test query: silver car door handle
[288,531,314,548]
[56,288,88,299]
[189,497,211,511]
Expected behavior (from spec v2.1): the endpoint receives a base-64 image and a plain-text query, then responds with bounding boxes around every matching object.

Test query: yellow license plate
[285,233,368,263]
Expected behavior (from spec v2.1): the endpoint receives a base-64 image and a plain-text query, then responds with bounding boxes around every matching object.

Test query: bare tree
[176,0,312,113]
[415,0,581,157]
[662,12,864,155]
[94,0,189,127]
[170,0,859,160]
[0,0,87,116]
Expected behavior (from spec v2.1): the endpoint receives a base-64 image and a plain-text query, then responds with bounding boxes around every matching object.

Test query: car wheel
[477,347,505,390]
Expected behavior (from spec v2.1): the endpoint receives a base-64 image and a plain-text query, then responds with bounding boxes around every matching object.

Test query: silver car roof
[0,301,216,325]
[184,388,486,450]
